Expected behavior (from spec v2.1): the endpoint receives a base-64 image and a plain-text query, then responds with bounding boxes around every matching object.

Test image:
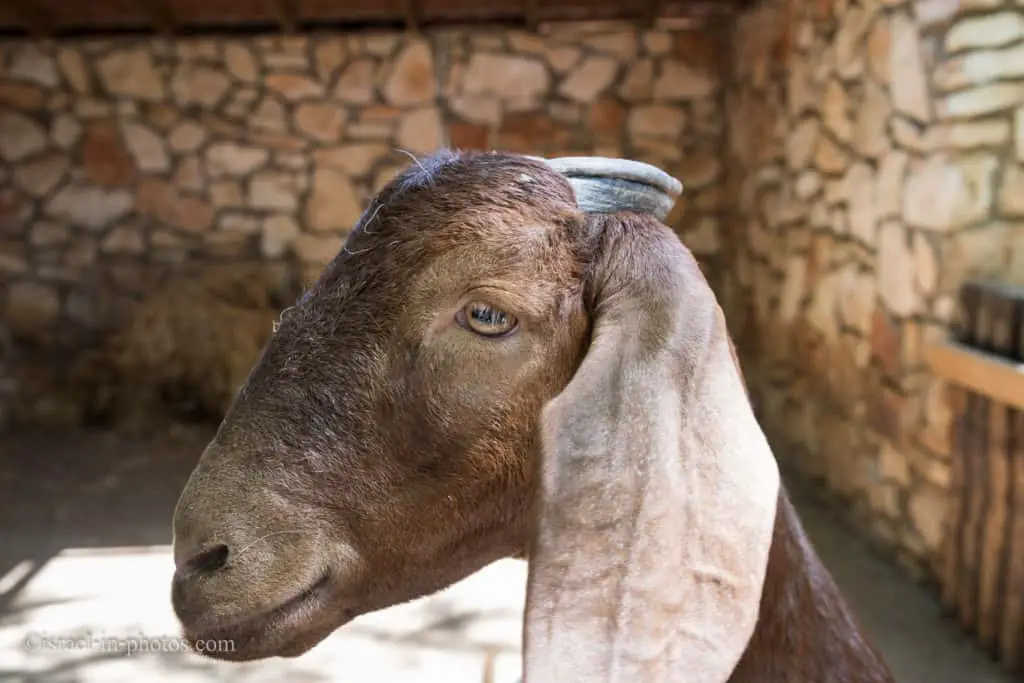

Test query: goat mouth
[184,571,343,661]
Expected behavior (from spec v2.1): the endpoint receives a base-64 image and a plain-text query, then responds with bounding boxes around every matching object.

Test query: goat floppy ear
[522,213,780,683]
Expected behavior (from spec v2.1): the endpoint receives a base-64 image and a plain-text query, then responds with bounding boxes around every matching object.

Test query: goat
[169,149,896,682]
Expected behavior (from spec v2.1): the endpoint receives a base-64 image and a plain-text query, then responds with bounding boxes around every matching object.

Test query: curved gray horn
[529,156,683,221]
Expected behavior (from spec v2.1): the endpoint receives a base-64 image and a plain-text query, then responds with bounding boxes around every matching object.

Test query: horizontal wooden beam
[524,0,539,29]
[268,0,297,33]
[925,340,1024,412]
[402,0,420,32]
[143,0,177,35]
[644,0,663,26]
[0,0,749,38]
[10,0,53,36]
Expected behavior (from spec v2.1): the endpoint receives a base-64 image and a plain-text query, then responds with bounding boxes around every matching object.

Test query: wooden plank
[977,296,1015,652]
[954,281,982,344]
[1001,405,1024,675]
[2,0,743,36]
[401,0,420,32]
[268,0,297,32]
[959,287,995,634]
[938,281,1024,672]
[1000,307,1024,675]
[941,283,980,615]
[8,0,53,36]
[959,390,987,633]
[523,0,539,28]
[924,341,1024,412]
[943,383,968,612]
[643,0,663,26]
[142,0,177,34]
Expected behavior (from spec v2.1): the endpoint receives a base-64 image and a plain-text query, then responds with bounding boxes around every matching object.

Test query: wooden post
[941,283,980,616]
[977,294,1014,652]
[959,285,994,633]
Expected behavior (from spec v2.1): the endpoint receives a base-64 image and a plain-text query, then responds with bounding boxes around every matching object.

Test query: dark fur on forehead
[365,152,577,254]
[386,149,575,210]
[304,149,589,301]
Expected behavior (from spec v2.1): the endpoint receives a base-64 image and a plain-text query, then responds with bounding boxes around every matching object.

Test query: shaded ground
[0,426,1017,682]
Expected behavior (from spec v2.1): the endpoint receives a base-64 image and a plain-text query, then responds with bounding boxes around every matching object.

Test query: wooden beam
[143,0,177,35]
[925,340,1024,412]
[524,0,539,29]
[401,0,420,32]
[10,0,53,37]
[643,0,663,27]
[268,0,297,33]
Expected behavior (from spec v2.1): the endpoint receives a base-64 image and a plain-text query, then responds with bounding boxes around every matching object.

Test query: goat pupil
[471,305,505,327]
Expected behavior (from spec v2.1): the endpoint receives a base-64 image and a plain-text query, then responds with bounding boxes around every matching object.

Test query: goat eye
[460,302,517,337]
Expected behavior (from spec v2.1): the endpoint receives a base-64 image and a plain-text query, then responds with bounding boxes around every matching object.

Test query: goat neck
[729,491,896,683]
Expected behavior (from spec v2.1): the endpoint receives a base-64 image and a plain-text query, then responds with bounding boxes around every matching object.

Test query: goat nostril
[180,543,230,577]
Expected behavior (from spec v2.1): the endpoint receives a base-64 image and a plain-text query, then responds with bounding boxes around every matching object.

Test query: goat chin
[724,490,895,683]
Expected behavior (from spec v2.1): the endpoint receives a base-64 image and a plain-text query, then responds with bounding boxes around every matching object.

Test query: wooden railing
[925,280,1024,677]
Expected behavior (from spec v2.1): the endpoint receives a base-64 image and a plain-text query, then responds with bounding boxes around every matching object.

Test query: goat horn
[531,155,683,220]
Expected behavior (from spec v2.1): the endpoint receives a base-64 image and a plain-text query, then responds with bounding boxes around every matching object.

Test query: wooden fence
[925,280,1024,677]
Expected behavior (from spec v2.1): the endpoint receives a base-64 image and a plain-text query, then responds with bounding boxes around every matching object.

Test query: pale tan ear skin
[523,214,781,683]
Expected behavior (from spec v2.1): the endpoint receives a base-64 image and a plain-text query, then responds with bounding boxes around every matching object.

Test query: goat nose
[174,542,230,579]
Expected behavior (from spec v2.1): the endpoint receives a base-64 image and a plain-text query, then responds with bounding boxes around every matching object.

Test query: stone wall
[721,0,1024,580]
[5,5,1024,582]
[0,21,726,355]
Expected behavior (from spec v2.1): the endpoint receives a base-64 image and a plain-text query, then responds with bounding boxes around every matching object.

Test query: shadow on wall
[7,261,303,432]
[0,20,729,437]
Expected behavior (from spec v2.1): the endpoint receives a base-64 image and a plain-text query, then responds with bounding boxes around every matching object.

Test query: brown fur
[170,150,894,682]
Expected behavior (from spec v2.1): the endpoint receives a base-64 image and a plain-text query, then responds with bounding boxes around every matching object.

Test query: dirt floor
[0,426,1018,683]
